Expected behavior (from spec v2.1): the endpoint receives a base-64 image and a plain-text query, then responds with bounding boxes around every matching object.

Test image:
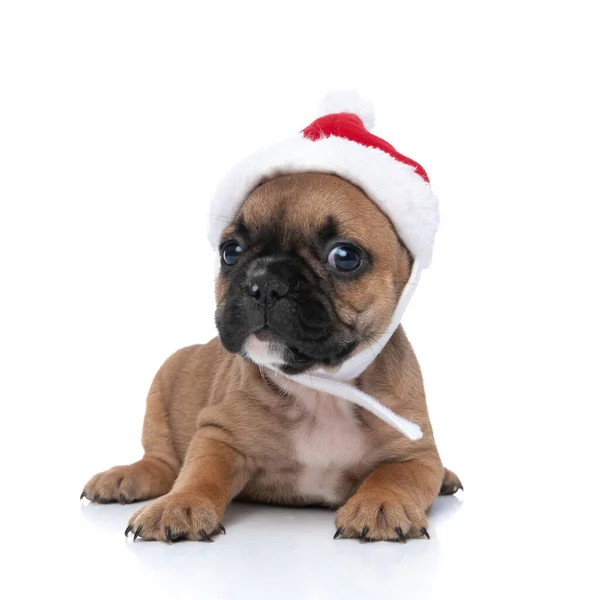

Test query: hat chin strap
[277,262,424,441]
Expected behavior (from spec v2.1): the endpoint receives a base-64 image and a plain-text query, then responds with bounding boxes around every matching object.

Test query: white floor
[67,493,465,599]
[8,474,596,599]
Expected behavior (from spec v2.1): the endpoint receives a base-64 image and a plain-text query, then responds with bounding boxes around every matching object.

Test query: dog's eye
[221,242,243,266]
[327,245,361,271]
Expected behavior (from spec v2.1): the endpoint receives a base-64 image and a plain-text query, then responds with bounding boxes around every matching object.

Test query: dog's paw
[81,459,175,504]
[440,467,463,496]
[125,493,226,543]
[334,489,430,542]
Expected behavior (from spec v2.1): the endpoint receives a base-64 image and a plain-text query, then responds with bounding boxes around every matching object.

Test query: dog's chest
[269,375,372,504]
[291,391,367,468]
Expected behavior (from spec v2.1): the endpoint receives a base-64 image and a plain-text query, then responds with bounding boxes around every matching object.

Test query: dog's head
[215,172,412,375]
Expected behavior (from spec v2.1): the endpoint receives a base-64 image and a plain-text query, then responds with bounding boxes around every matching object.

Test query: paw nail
[199,529,214,543]
[219,524,226,535]
[80,490,86,500]
[420,527,430,540]
[119,494,126,505]
[133,525,143,541]
[124,524,134,537]
[360,526,369,542]
[333,527,343,540]
[396,527,407,543]
[165,526,173,543]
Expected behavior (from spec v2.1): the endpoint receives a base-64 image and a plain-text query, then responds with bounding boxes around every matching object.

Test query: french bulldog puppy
[82,172,461,543]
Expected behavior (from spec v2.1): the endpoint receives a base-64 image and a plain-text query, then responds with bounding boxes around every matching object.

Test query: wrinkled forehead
[220,173,398,249]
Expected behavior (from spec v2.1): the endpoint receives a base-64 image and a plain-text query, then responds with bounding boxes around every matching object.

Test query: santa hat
[208,90,439,267]
[207,92,440,441]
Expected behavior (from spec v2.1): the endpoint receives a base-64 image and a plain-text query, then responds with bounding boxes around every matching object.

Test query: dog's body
[83,173,461,542]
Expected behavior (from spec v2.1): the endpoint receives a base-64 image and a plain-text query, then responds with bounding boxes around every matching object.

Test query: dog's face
[215,173,412,375]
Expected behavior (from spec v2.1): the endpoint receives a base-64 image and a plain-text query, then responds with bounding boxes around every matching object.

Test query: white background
[1,1,599,599]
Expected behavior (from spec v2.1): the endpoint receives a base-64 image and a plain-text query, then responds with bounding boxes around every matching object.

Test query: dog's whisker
[369,337,385,351]
[269,378,289,411]
[366,340,378,361]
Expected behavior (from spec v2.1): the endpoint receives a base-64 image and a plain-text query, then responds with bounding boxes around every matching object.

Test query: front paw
[335,490,430,542]
[125,493,226,543]
[81,459,175,504]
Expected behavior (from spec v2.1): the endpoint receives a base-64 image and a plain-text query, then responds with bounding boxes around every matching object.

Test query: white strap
[281,262,424,440]
[285,372,423,440]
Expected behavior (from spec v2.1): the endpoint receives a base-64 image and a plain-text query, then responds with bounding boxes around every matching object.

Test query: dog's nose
[248,277,289,302]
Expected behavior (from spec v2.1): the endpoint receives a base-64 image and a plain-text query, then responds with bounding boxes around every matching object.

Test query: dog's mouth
[252,327,278,343]
[243,326,358,375]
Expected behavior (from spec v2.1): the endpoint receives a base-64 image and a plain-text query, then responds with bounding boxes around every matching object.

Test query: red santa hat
[208,90,439,267]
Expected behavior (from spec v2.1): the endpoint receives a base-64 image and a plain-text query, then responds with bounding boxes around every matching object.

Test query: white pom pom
[318,90,375,130]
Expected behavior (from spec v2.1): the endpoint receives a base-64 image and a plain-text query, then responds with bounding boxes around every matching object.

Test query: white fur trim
[208,135,439,267]
[318,90,376,130]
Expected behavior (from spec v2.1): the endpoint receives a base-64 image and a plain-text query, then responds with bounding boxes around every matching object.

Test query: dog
[82,169,462,543]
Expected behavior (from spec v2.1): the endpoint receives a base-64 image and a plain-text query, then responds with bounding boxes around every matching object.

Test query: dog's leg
[335,457,444,541]
[81,374,180,504]
[125,431,248,542]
